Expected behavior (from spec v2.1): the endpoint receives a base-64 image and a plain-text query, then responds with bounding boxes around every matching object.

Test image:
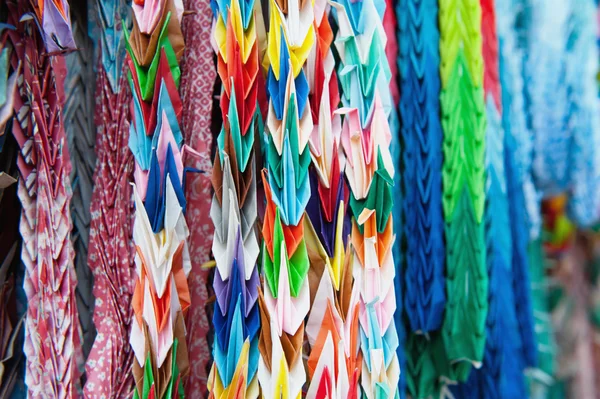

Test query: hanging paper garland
[450,0,527,396]
[84,1,137,397]
[126,1,191,397]
[208,0,263,395]
[439,0,488,380]
[496,0,539,381]
[331,0,400,395]
[257,0,314,396]
[7,1,82,396]
[564,0,600,227]
[397,0,445,335]
[63,4,97,360]
[303,0,362,395]
[177,0,219,393]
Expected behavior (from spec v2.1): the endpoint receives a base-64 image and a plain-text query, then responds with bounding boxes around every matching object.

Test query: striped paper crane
[7,1,82,396]
[63,3,97,360]
[208,0,263,396]
[331,0,400,396]
[257,0,314,396]
[439,0,488,381]
[450,0,527,396]
[125,0,191,397]
[84,1,137,397]
[302,0,363,396]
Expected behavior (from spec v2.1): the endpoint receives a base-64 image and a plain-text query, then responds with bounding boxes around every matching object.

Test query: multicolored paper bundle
[208,0,263,395]
[257,0,314,396]
[331,0,400,395]
[84,1,137,397]
[125,1,191,397]
[439,0,487,380]
[7,1,82,396]
[303,0,362,396]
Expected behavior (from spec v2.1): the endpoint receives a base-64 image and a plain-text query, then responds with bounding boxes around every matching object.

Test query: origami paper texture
[255,0,317,394]
[0,180,25,399]
[563,0,600,227]
[524,0,570,199]
[397,0,445,335]
[63,7,97,360]
[83,2,137,398]
[7,1,82,396]
[210,0,263,395]
[450,3,528,396]
[496,0,538,376]
[331,0,400,396]
[439,0,488,378]
[384,3,407,396]
[28,0,77,54]
[522,0,600,231]
[126,0,192,396]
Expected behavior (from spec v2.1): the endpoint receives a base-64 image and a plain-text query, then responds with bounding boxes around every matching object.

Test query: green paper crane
[262,208,310,298]
[439,0,488,381]
[124,13,181,101]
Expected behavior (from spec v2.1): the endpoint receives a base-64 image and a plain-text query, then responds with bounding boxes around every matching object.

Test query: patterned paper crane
[7,1,82,397]
[84,1,137,397]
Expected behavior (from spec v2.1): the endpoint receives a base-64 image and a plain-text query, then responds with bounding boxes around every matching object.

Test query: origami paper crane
[126,0,192,395]
[29,0,77,53]
[496,0,538,377]
[438,0,488,378]
[331,0,400,396]
[6,3,82,396]
[63,7,97,359]
[396,0,446,337]
[83,3,137,397]
[210,0,263,395]
[450,3,527,393]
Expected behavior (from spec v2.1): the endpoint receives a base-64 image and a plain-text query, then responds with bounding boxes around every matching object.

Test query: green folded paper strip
[439,0,488,380]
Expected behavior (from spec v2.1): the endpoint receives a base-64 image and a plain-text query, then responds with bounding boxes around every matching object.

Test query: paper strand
[439,0,488,378]
[332,0,400,396]
[7,1,83,396]
[208,0,263,396]
[179,0,217,395]
[84,2,137,397]
[126,0,192,397]
[63,4,97,361]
